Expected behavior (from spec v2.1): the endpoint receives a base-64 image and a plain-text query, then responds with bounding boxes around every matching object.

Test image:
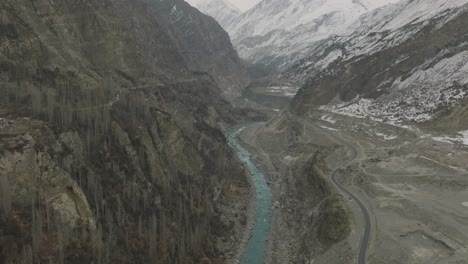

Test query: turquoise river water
[228,124,272,264]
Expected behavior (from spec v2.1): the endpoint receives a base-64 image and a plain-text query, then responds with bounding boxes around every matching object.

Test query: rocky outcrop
[0,0,250,263]
[147,0,249,96]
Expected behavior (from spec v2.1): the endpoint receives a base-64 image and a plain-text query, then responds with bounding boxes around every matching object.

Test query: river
[228,124,272,264]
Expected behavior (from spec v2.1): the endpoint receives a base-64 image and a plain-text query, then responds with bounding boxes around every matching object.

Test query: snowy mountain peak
[288,0,468,126]
[226,0,401,69]
[186,0,241,28]
[190,0,241,12]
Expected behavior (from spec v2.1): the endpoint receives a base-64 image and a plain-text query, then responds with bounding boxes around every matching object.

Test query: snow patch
[459,130,468,145]
[375,132,398,140]
[431,136,457,144]
[321,50,468,124]
[320,125,339,131]
[320,114,336,124]
[429,130,468,146]
[266,85,299,98]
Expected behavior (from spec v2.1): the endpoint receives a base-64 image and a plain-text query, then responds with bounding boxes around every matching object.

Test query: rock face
[226,0,398,70]
[148,0,249,96]
[0,121,96,230]
[0,0,250,263]
[186,0,241,29]
[290,0,468,128]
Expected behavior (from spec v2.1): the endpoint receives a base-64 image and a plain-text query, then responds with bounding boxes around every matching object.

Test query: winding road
[315,124,372,264]
[231,119,373,264]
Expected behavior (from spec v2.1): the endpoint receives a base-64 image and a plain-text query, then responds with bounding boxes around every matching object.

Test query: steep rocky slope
[148,0,249,96]
[290,0,468,128]
[238,114,353,263]
[226,0,398,70]
[0,0,251,263]
[186,0,241,29]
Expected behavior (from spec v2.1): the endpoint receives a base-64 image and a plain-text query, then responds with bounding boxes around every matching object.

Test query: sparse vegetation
[0,0,249,263]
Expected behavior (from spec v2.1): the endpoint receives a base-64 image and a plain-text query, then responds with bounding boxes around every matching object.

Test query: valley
[232,104,468,263]
[1,0,468,263]
[221,2,468,261]
[228,124,272,264]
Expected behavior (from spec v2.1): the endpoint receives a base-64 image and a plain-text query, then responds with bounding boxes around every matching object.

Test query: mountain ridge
[186,0,241,28]
[290,0,468,128]
[149,0,249,96]
[225,0,400,70]
[0,0,252,263]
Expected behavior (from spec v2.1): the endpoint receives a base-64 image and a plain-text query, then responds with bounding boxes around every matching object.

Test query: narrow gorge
[2,0,468,264]
[228,124,272,264]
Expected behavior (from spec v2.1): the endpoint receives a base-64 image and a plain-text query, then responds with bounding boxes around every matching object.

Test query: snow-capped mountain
[226,0,400,69]
[287,0,468,82]
[186,0,241,28]
[290,0,468,126]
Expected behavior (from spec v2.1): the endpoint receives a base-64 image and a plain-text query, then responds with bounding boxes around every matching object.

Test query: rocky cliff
[0,0,250,263]
[147,0,249,96]
[186,0,241,29]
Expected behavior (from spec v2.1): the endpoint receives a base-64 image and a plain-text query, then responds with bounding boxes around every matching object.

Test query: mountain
[147,0,249,96]
[186,0,241,28]
[0,0,251,263]
[290,0,468,128]
[226,0,400,70]
[257,1,468,263]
